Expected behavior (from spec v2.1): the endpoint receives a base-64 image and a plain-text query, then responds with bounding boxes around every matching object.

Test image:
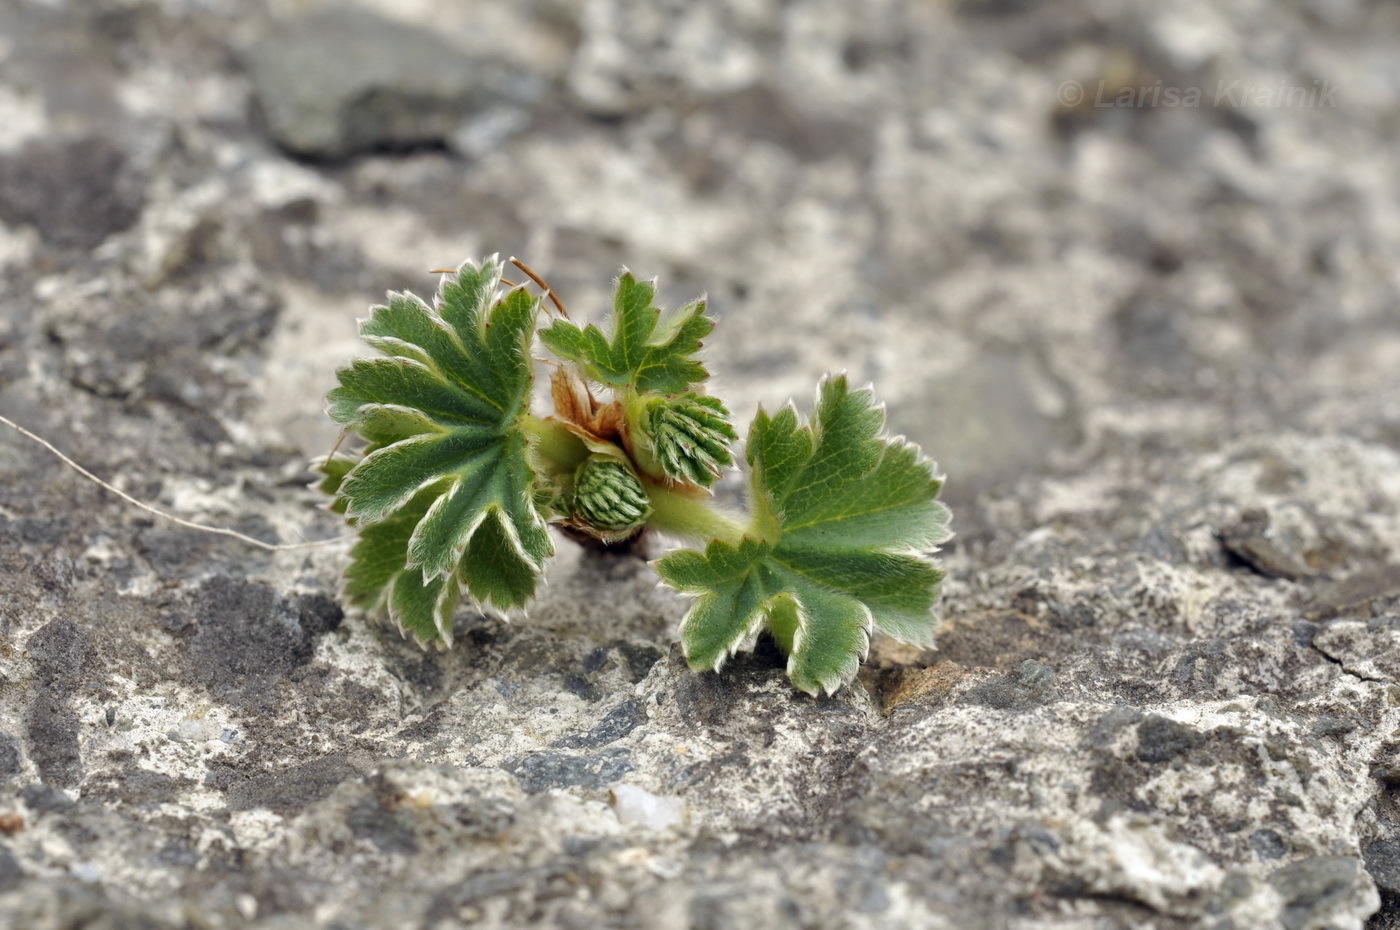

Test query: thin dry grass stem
[1,413,350,552]
[326,427,349,461]
[510,257,570,319]
[432,262,562,317]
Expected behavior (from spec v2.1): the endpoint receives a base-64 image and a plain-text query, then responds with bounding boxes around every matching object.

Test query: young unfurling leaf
[635,393,737,488]
[538,272,712,396]
[325,258,950,692]
[654,376,951,695]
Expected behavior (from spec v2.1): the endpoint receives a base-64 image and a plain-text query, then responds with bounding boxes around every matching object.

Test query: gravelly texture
[1,1,1399,928]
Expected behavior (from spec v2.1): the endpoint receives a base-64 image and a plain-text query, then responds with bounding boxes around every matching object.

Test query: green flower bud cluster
[647,394,737,487]
[573,455,652,536]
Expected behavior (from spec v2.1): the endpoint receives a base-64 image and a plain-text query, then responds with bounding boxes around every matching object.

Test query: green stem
[519,413,589,475]
[619,389,663,481]
[765,596,799,656]
[644,483,748,547]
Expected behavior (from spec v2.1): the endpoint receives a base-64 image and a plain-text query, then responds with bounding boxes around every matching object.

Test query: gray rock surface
[1,1,1399,928]
[245,8,539,160]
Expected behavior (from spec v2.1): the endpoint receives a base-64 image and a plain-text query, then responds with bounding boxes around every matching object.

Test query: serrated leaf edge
[386,567,460,648]
[751,375,952,552]
[785,592,873,696]
[336,433,451,525]
[674,579,770,673]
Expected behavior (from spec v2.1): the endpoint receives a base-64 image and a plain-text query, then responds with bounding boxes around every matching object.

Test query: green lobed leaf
[655,375,951,695]
[538,272,713,395]
[341,488,451,641]
[326,256,553,642]
[315,452,357,514]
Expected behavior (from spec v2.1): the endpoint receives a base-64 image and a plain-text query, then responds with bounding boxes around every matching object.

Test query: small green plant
[320,256,951,694]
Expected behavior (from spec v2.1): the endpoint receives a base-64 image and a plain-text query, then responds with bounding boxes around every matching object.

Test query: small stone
[245,9,528,160]
[0,135,144,249]
[1311,715,1356,738]
[1249,829,1288,861]
[1304,567,1400,621]
[0,846,22,893]
[610,784,687,830]
[555,700,644,749]
[1364,839,1400,895]
[1372,762,1400,786]
[505,748,633,794]
[1268,856,1377,930]
[964,659,1057,710]
[1135,715,1203,764]
[0,733,20,778]
[1219,509,1315,580]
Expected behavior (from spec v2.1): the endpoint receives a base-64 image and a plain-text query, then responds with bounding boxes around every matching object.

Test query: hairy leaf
[315,452,357,514]
[655,375,951,695]
[327,256,552,641]
[539,272,712,395]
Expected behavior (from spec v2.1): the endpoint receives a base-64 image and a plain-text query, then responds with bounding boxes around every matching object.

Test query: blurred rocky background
[1,0,1399,927]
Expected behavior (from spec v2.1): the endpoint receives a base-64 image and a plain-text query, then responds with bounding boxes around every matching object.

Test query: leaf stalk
[643,483,748,547]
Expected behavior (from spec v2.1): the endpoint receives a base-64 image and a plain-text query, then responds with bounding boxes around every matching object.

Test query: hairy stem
[765,596,799,656]
[520,412,589,475]
[644,483,748,547]
[619,389,662,480]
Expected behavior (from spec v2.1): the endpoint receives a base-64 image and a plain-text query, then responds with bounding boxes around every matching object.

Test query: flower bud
[647,394,736,487]
[574,455,652,535]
